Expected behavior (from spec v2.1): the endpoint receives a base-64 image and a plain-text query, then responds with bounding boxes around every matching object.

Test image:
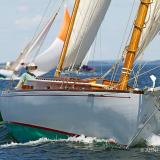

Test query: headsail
[63,0,111,69]
[33,8,71,76]
[136,0,160,59]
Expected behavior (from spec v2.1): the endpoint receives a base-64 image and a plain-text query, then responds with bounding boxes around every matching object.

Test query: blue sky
[0,0,160,63]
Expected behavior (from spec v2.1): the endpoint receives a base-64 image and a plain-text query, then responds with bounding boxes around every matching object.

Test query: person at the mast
[15,63,37,89]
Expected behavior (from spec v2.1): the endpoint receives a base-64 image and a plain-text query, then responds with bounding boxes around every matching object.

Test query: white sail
[63,0,111,68]
[136,0,160,59]
[33,38,64,76]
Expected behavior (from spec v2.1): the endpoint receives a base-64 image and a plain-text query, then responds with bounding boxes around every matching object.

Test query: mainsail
[136,0,160,59]
[63,0,111,69]
[33,8,71,76]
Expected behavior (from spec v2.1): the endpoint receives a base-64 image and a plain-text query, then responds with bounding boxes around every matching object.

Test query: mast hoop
[141,0,152,5]
[121,71,131,75]
[122,68,132,74]
[122,68,132,71]
[126,48,137,53]
[134,22,145,31]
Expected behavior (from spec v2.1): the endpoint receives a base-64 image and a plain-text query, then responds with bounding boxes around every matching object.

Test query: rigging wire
[133,55,144,88]
[130,64,160,87]
[65,0,93,71]
[130,2,154,87]
[31,0,66,62]
[106,1,159,89]
[24,0,54,54]
[68,0,101,72]
[99,26,103,75]
[9,0,57,72]
[111,0,153,88]
[136,0,155,59]
[109,62,160,90]
[109,0,136,85]
[92,33,98,68]
[69,0,97,71]
[31,0,53,42]
[93,34,98,65]
[17,0,64,65]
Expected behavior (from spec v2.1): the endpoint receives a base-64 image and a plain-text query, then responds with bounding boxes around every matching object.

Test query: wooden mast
[119,0,151,90]
[54,0,80,78]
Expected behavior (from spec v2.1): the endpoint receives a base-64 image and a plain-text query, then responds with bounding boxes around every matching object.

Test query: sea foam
[147,134,160,146]
[0,138,52,148]
[0,135,117,148]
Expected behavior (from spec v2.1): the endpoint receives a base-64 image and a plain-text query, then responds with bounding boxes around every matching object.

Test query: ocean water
[0,62,160,160]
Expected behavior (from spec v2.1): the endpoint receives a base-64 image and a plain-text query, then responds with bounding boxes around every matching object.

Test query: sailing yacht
[1,0,160,147]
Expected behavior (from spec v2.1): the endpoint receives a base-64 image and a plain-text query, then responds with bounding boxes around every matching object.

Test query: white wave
[0,135,117,148]
[57,134,117,144]
[146,134,160,146]
[0,138,52,148]
[65,135,97,143]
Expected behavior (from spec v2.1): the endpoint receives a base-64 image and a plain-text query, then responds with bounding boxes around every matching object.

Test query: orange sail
[58,7,71,41]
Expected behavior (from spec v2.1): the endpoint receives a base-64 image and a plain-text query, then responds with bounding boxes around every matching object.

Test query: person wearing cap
[15,63,37,89]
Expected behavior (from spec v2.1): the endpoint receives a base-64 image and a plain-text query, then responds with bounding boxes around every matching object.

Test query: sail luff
[54,0,80,78]
[119,0,151,90]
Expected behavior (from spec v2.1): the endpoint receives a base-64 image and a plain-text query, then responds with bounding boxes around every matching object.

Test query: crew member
[15,63,37,89]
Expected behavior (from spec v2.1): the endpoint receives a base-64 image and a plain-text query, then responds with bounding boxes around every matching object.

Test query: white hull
[1,89,160,145]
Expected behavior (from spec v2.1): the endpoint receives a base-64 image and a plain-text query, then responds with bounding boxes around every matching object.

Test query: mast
[54,0,80,78]
[119,0,151,90]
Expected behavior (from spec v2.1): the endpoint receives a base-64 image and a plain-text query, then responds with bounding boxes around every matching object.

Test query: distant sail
[136,0,160,59]
[10,9,59,72]
[33,8,71,76]
[63,0,111,68]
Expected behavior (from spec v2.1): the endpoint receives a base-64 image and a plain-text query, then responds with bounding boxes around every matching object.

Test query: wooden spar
[118,0,151,90]
[54,0,80,78]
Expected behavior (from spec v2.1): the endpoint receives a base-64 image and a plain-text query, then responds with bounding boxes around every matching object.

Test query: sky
[0,0,160,63]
